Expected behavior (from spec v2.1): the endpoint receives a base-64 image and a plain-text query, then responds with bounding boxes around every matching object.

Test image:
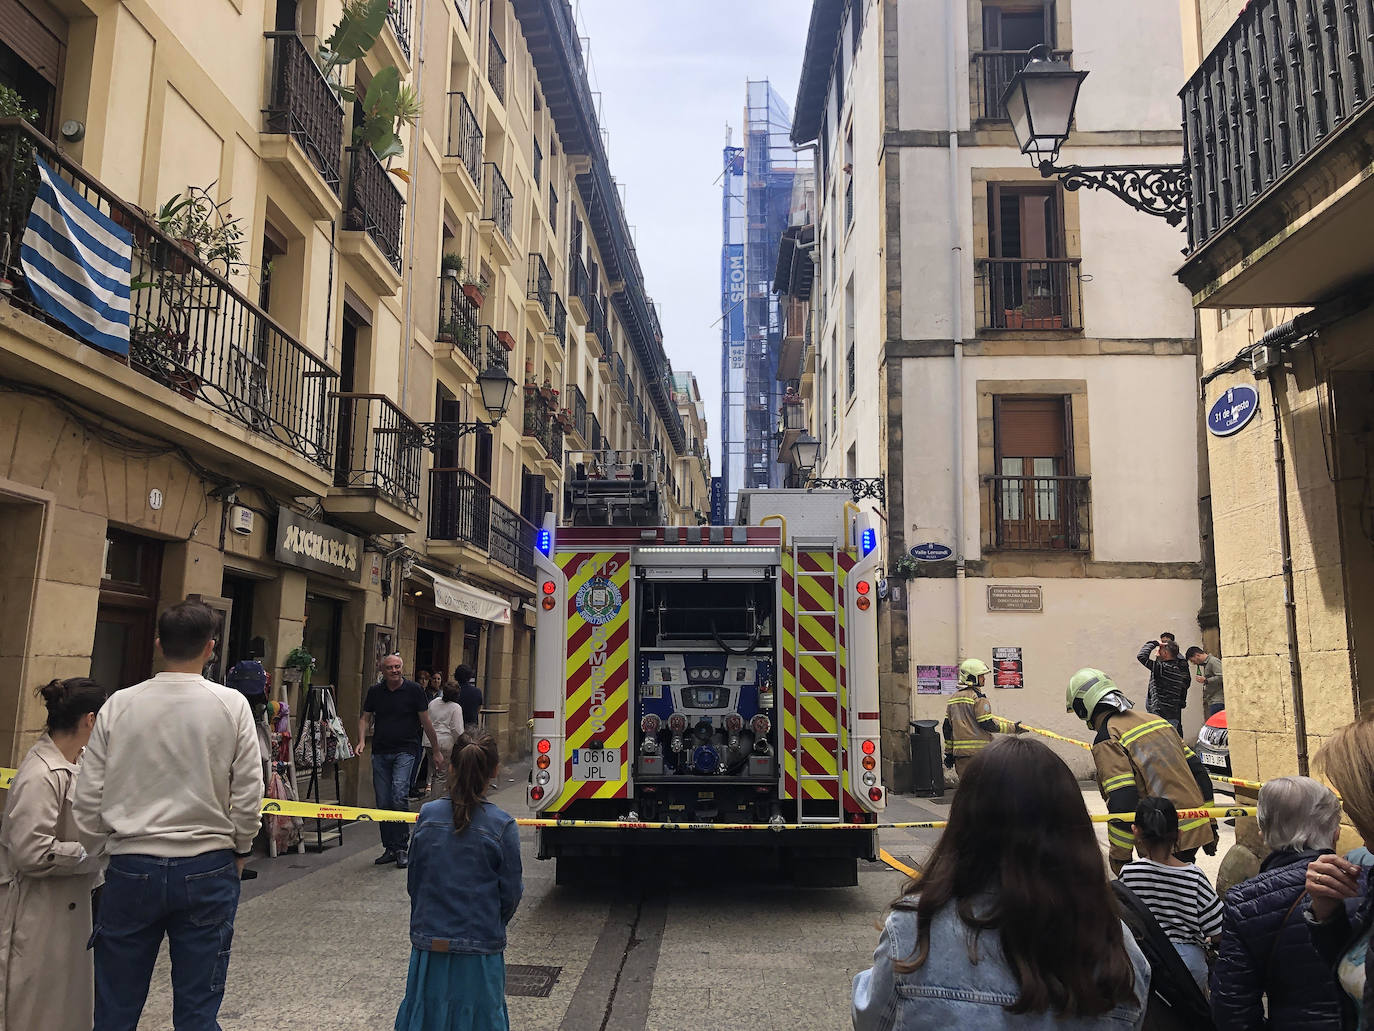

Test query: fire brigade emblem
[575,575,622,626]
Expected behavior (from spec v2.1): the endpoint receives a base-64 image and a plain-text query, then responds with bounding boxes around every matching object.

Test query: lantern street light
[414,367,518,450]
[791,433,821,477]
[1002,45,1190,227]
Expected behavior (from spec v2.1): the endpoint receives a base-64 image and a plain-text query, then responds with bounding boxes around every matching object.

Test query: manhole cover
[507,964,561,998]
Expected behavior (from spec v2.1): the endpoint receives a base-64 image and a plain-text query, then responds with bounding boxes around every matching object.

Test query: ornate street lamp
[414,367,517,449]
[1002,45,1189,227]
[790,433,820,477]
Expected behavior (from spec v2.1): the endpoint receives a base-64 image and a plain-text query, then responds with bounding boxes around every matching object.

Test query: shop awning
[417,568,511,624]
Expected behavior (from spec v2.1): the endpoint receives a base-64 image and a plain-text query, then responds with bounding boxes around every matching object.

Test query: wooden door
[994,396,1072,548]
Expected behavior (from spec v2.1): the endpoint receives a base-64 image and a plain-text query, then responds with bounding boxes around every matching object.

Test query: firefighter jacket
[1092,708,1216,870]
[942,687,1015,763]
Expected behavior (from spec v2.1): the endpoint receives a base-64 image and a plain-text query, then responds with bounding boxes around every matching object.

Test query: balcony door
[993,396,1073,549]
[988,183,1067,328]
[981,2,1055,119]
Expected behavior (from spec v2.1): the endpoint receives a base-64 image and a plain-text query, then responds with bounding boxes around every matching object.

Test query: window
[985,183,1073,329]
[979,2,1057,120]
[0,2,68,136]
[992,396,1081,549]
[533,139,542,186]
[850,0,863,54]
[846,344,856,399]
[548,184,558,230]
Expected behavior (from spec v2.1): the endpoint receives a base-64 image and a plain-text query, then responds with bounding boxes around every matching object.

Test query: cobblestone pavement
[133,768,1232,1030]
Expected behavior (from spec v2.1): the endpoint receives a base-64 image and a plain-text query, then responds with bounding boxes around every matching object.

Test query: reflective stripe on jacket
[1092,709,1216,868]
[944,688,1015,759]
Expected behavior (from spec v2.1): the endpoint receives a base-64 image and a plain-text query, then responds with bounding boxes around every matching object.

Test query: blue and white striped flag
[20,157,133,355]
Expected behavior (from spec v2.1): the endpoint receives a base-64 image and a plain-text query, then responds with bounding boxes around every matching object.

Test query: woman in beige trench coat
[0,677,110,1030]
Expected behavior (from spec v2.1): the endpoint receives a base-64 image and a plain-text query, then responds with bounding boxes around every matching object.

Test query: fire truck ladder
[792,539,845,823]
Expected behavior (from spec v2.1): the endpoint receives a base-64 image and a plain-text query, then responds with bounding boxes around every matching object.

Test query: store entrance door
[91,530,163,691]
[303,593,343,689]
[415,613,448,685]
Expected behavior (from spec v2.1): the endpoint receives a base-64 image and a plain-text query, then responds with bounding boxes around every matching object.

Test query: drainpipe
[399,0,429,412]
[945,0,967,662]
[1266,365,1310,775]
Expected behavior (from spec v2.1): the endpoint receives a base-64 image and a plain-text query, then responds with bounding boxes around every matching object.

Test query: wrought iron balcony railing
[0,121,336,467]
[984,474,1091,552]
[477,326,509,372]
[345,145,404,272]
[482,163,513,241]
[569,252,592,315]
[487,32,507,106]
[975,257,1083,331]
[570,384,587,441]
[264,32,345,193]
[445,91,483,188]
[527,253,552,319]
[805,477,887,506]
[589,412,602,451]
[522,388,554,456]
[550,419,564,469]
[971,49,1072,121]
[428,467,491,548]
[387,0,412,60]
[332,392,422,509]
[438,275,480,364]
[1180,0,1374,252]
[586,294,606,342]
[614,352,627,393]
[551,292,566,347]
[489,498,535,579]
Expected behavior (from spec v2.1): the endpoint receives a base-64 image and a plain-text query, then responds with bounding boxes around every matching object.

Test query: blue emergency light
[861,528,876,557]
[537,528,552,556]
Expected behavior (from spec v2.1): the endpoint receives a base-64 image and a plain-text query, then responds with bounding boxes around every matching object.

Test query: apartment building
[783,0,1207,785]
[1176,0,1374,780]
[670,371,711,524]
[0,0,686,777]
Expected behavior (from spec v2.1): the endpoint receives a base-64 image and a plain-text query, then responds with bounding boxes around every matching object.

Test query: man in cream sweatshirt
[75,600,263,1031]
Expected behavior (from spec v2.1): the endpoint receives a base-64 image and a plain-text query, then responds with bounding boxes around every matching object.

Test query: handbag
[294,689,355,767]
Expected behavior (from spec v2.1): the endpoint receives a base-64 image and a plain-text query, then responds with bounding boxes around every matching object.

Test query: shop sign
[274,508,362,583]
[1207,384,1259,437]
[987,585,1042,612]
[992,646,1024,688]
[429,571,511,625]
[709,477,725,525]
[909,542,952,561]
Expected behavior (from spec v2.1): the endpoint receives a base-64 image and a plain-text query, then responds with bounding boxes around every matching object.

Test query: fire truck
[527,450,885,884]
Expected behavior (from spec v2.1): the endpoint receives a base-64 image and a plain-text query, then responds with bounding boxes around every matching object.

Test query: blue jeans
[92,850,240,1031]
[372,750,416,852]
[1174,941,1209,995]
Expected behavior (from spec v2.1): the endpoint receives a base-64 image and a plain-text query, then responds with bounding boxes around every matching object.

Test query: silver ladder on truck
[792,539,846,823]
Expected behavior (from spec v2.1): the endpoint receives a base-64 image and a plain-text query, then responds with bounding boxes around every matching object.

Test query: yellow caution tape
[1213,775,1264,791]
[879,848,920,878]
[1020,725,1093,750]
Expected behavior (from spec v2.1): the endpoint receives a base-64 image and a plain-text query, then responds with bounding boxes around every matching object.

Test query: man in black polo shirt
[355,654,444,868]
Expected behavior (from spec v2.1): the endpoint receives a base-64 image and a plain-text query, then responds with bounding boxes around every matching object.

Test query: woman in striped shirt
[1119,796,1224,994]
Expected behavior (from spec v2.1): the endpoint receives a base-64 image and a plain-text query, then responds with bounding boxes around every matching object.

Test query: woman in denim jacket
[395,730,523,1031]
[853,737,1150,1029]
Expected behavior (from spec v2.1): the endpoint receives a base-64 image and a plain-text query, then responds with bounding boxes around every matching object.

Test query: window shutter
[0,0,65,85]
[996,397,1068,458]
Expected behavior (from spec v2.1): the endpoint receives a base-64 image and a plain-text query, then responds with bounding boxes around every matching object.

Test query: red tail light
[530,785,545,801]
[855,580,870,595]
[537,738,551,754]
[542,581,557,595]
[861,739,876,755]
[869,787,883,802]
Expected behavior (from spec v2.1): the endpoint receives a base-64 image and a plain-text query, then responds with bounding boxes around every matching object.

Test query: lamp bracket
[803,476,887,506]
[412,420,495,452]
[1040,161,1190,226]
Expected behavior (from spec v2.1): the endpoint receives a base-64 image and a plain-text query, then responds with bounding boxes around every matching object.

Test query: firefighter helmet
[1066,667,1131,724]
[958,658,992,688]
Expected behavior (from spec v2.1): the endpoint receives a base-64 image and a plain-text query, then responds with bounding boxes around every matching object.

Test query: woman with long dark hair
[395,730,522,1031]
[853,736,1150,1029]
[0,677,110,1028]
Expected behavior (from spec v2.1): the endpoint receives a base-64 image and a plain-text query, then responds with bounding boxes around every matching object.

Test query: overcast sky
[572,0,811,456]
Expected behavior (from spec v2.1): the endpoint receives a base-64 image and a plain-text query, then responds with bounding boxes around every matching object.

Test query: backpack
[227,659,269,699]
[1111,880,1216,1030]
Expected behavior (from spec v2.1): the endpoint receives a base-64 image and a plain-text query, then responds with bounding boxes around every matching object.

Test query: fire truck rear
[528,452,885,885]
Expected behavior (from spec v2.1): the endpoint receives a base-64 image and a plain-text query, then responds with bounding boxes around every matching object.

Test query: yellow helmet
[1066,667,1130,724]
[958,658,992,687]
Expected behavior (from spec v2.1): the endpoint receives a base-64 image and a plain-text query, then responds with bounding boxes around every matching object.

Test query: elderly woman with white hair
[1210,776,1355,1029]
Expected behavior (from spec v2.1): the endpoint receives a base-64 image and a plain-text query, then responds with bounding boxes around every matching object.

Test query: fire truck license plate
[570,748,620,780]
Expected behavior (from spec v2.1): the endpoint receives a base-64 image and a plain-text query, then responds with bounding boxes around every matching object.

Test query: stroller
[1112,880,1215,1030]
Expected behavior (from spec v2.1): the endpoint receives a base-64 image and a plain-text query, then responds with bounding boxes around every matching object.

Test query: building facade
[1177,0,1374,781]
[719,80,806,521]
[670,371,711,524]
[784,0,1208,784]
[0,0,689,786]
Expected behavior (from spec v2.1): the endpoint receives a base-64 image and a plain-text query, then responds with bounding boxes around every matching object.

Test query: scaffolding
[719,79,808,521]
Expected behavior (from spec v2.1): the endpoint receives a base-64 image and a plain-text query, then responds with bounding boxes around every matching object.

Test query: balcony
[983,475,1091,552]
[477,325,510,372]
[1178,0,1374,306]
[437,275,480,368]
[480,163,515,264]
[550,292,566,351]
[487,32,507,107]
[0,121,336,492]
[522,385,555,458]
[586,295,607,352]
[589,412,602,451]
[613,352,627,396]
[326,393,422,532]
[428,467,492,550]
[568,253,591,324]
[262,32,345,219]
[443,92,483,210]
[777,296,807,381]
[526,253,552,330]
[489,498,536,580]
[569,384,588,444]
[341,145,405,292]
[385,0,412,62]
[971,49,1071,121]
[975,258,1083,331]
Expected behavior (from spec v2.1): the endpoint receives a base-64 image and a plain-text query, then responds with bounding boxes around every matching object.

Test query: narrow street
[134,764,1231,1031]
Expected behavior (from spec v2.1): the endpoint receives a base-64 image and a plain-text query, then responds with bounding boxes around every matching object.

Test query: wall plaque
[987,585,1042,612]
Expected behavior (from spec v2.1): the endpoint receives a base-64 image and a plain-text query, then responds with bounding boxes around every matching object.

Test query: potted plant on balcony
[129,319,202,399]
[436,317,456,344]
[555,408,575,432]
[441,252,464,281]
[496,328,515,350]
[153,184,244,277]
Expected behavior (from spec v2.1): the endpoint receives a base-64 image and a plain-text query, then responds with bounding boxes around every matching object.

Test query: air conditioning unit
[229,505,254,536]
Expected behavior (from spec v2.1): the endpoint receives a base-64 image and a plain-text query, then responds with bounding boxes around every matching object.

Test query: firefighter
[943,658,1023,776]
[1066,667,1218,876]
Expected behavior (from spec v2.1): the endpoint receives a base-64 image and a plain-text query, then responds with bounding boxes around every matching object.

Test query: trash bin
[909,719,944,799]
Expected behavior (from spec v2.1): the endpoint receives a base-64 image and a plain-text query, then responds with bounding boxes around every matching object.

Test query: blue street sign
[909,542,953,561]
[1207,384,1259,437]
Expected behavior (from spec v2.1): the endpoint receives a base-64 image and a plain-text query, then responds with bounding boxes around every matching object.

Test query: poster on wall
[939,665,958,693]
[916,665,942,695]
[992,646,1024,689]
